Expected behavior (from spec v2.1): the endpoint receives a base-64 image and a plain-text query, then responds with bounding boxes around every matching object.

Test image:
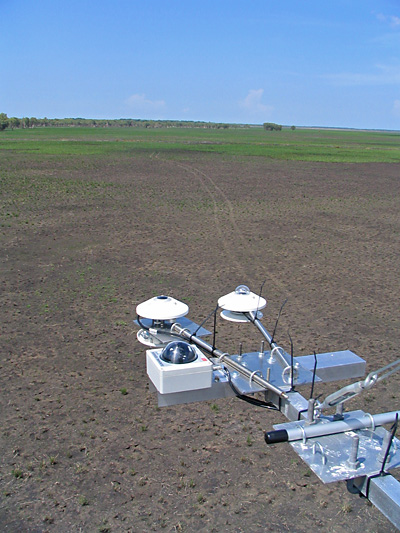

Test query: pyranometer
[135,295,211,348]
[218,285,266,322]
[136,295,189,321]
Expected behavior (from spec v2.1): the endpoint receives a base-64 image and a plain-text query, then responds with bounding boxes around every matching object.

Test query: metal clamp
[249,370,262,384]
[312,441,327,465]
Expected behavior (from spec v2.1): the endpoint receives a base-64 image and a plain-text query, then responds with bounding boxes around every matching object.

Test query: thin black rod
[270,298,288,346]
[310,351,318,399]
[288,330,294,392]
[212,305,217,350]
[380,413,399,475]
[193,305,219,336]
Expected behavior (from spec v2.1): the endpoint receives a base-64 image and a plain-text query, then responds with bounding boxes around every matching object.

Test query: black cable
[310,351,318,399]
[193,305,219,337]
[245,280,267,326]
[364,414,398,500]
[212,305,217,350]
[270,298,288,346]
[288,330,295,392]
[256,279,267,317]
[379,413,399,475]
[223,367,278,410]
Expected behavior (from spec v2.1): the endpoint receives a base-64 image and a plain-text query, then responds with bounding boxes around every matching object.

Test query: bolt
[306,398,316,425]
[333,402,344,421]
[259,341,265,357]
[347,435,360,469]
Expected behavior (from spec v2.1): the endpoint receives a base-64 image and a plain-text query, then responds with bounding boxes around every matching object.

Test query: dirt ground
[1,149,400,532]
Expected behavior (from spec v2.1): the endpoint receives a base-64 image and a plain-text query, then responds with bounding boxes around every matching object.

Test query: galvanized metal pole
[246,311,291,367]
[350,475,400,530]
[171,323,288,398]
[265,410,400,444]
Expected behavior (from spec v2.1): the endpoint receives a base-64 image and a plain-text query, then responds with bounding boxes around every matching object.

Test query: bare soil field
[1,148,400,532]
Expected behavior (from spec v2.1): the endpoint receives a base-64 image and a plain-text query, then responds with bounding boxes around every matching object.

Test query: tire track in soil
[160,156,286,292]
[175,160,248,277]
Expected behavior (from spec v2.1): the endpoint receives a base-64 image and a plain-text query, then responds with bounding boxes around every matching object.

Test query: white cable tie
[170,322,181,334]
[281,365,290,383]
[365,412,375,432]
[312,441,327,464]
[299,424,307,444]
[249,370,261,384]
[180,328,191,338]
[218,353,228,363]
[271,345,284,358]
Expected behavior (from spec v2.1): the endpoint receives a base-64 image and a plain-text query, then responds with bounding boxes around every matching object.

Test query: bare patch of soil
[1,151,400,531]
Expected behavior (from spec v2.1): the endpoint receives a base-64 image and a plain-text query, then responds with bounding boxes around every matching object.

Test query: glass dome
[235,285,250,295]
[161,341,198,364]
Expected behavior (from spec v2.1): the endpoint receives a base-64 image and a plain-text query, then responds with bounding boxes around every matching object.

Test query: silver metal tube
[171,323,288,398]
[285,410,400,442]
[218,354,288,398]
[350,474,400,529]
[246,312,290,367]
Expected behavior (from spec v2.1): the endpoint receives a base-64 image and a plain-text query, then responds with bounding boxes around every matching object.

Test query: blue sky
[1,1,400,129]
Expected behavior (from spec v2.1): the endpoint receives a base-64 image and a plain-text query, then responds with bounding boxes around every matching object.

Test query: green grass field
[1,126,399,162]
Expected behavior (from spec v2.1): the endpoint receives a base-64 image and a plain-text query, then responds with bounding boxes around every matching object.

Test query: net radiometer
[135,285,400,529]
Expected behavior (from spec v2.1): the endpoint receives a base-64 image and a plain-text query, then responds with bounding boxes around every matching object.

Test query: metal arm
[318,358,400,411]
[246,311,291,368]
[170,322,288,398]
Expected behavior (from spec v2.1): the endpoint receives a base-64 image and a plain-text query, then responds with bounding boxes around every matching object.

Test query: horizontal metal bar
[246,312,290,367]
[351,474,400,530]
[296,350,366,382]
[264,390,309,422]
[269,410,400,443]
[171,323,288,398]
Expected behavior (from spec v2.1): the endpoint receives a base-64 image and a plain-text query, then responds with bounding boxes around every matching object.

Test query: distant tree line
[263,122,283,131]
[0,113,255,131]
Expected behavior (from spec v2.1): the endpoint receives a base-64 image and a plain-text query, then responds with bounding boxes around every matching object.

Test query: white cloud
[125,93,166,111]
[376,13,400,27]
[392,16,400,27]
[393,100,400,117]
[240,89,273,115]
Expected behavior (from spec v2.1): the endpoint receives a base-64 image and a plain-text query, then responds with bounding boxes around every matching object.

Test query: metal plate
[229,351,321,394]
[296,350,366,382]
[134,317,211,337]
[274,411,400,483]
